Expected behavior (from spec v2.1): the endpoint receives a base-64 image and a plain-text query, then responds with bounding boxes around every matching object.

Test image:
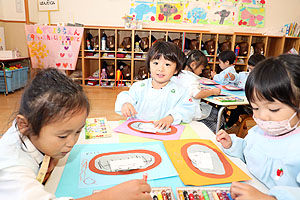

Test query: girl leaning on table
[0,68,152,200]
[216,54,300,200]
[172,49,224,133]
[115,41,196,130]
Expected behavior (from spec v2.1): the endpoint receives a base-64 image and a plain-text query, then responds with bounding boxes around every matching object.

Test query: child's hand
[211,88,221,96]
[154,115,174,130]
[230,182,277,200]
[95,179,152,200]
[121,103,137,118]
[224,73,235,81]
[216,129,232,149]
[211,71,216,78]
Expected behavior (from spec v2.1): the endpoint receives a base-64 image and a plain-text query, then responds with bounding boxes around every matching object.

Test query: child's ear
[16,115,30,136]
[225,60,230,65]
[190,61,197,70]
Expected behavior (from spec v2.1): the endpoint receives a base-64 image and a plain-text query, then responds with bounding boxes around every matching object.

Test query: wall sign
[38,0,59,11]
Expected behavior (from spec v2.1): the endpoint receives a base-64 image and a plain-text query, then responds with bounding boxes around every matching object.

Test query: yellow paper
[163,139,251,186]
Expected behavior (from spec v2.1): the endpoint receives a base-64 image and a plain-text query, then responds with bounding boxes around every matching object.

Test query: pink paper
[216,84,242,91]
[113,119,185,140]
[25,25,83,70]
[199,79,218,85]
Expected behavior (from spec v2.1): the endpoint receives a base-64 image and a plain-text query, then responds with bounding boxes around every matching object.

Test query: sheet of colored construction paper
[163,139,251,186]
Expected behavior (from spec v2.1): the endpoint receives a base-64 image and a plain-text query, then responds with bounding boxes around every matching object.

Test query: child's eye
[58,136,67,139]
[165,63,171,67]
[76,129,82,134]
[252,107,258,111]
[269,108,280,112]
[152,62,158,65]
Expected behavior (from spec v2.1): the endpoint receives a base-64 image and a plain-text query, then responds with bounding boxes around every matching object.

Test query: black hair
[184,50,208,73]
[218,50,236,64]
[146,41,184,76]
[248,54,266,66]
[245,54,300,112]
[18,68,90,137]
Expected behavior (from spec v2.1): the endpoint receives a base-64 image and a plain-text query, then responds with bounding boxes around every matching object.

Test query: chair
[236,114,255,138]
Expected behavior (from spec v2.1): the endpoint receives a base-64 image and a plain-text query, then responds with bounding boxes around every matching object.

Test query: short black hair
[245,54,300,112]
[248,54,266,66]
[18,68,90,137]
[218,50,236,64]
[146,41,184,76]
[185,49,208,70]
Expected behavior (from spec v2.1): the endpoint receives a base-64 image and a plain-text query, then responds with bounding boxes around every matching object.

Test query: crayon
[166,189,172,200]
[157,191,163,200]
[202,190,210,200]
[143,173,148,182]
[212,191,220,200]
[183,190,189,200]
[178,190,185,200]
[221,192,229,200]
[188,191,195,200]
[193,190,200,200]
[161,190,168,200]
[227,192,233,200]
[207,191,214,200]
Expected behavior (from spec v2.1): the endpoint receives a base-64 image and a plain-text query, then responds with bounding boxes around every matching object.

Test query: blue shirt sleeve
[222,134,246,163]
[115,82,140,115]
[166,90,196,124]
[269,185,300,200]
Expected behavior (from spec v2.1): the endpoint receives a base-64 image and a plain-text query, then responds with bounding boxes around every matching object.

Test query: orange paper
[163,139,251,186]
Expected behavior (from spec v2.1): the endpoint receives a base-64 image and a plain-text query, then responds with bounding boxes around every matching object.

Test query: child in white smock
[0,68,152,200]
[115,41,196,130]
[216,54,300,200]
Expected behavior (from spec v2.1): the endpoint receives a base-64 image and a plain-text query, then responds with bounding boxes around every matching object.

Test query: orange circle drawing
[89,149,162,175]
[128,120,177,135]
[181,142,233,178]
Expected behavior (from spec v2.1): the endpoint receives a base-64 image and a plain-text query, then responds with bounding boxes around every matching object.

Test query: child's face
[30,109,88,159]
[219,60,230,70]
[191,63,205,76]
[251,97,299,127]
[150,56,177,88]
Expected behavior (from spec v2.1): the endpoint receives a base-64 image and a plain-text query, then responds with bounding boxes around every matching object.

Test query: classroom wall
[0,0,3,19]
[1,0,25,21]
[35,0,300,34]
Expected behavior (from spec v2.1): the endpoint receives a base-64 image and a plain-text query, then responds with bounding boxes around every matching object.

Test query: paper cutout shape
[238,7,265,28]
[113,119,185,140]
[183,2,209,24]
[163,139,251,186]
[156,3,183,23]
[213,96,244,102]
[209,4,237,26]
[89,149,161,174]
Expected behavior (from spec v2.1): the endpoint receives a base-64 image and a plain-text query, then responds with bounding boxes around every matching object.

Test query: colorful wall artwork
[130,1,157,22]
[238,7,265,27]
[25,25,83,69]
[156,3,184,23]
[183,2,209,24]
[0,27,5,50]
[129,0,266,27]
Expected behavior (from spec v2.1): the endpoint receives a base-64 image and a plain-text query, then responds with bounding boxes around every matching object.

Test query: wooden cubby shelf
[65,26,300,87]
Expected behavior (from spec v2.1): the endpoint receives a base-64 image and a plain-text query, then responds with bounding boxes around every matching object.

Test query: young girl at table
[115,41,195,130]
[0,68,151,200]
[211,50,238,85]
[216,54,300,200]
[172,49,223,132]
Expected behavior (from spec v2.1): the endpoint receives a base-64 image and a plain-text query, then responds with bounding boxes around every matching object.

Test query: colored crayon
[166,189,172,200]
[188,191,195,200]
[157,191,163,200]
[212,191,220,200]
[183,190,189,200]
[202,190,210,200]
[193,190,200,200]
[178,190,185,200]
[161,190,168,200]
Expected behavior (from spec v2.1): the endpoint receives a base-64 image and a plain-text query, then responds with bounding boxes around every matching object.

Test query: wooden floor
[0,87,128,136]
[0,87,253,138]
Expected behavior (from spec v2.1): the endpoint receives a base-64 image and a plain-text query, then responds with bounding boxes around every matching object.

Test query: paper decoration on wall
[0,27,5,50]
[209,4,237,26]
[129,0,266,27]
[113,119,185,140]
[130,1,157,22]
[183,2,209,24]
[156,3,184,23]
[25,25,83,69]
[163,139,251,186]
[238,7,265,27]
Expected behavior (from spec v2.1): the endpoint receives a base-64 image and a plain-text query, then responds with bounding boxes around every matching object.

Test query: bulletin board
[130,0,266,27]
[25,25,83,69]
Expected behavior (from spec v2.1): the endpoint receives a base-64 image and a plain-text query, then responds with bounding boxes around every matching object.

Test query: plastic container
[0,67,29,93]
